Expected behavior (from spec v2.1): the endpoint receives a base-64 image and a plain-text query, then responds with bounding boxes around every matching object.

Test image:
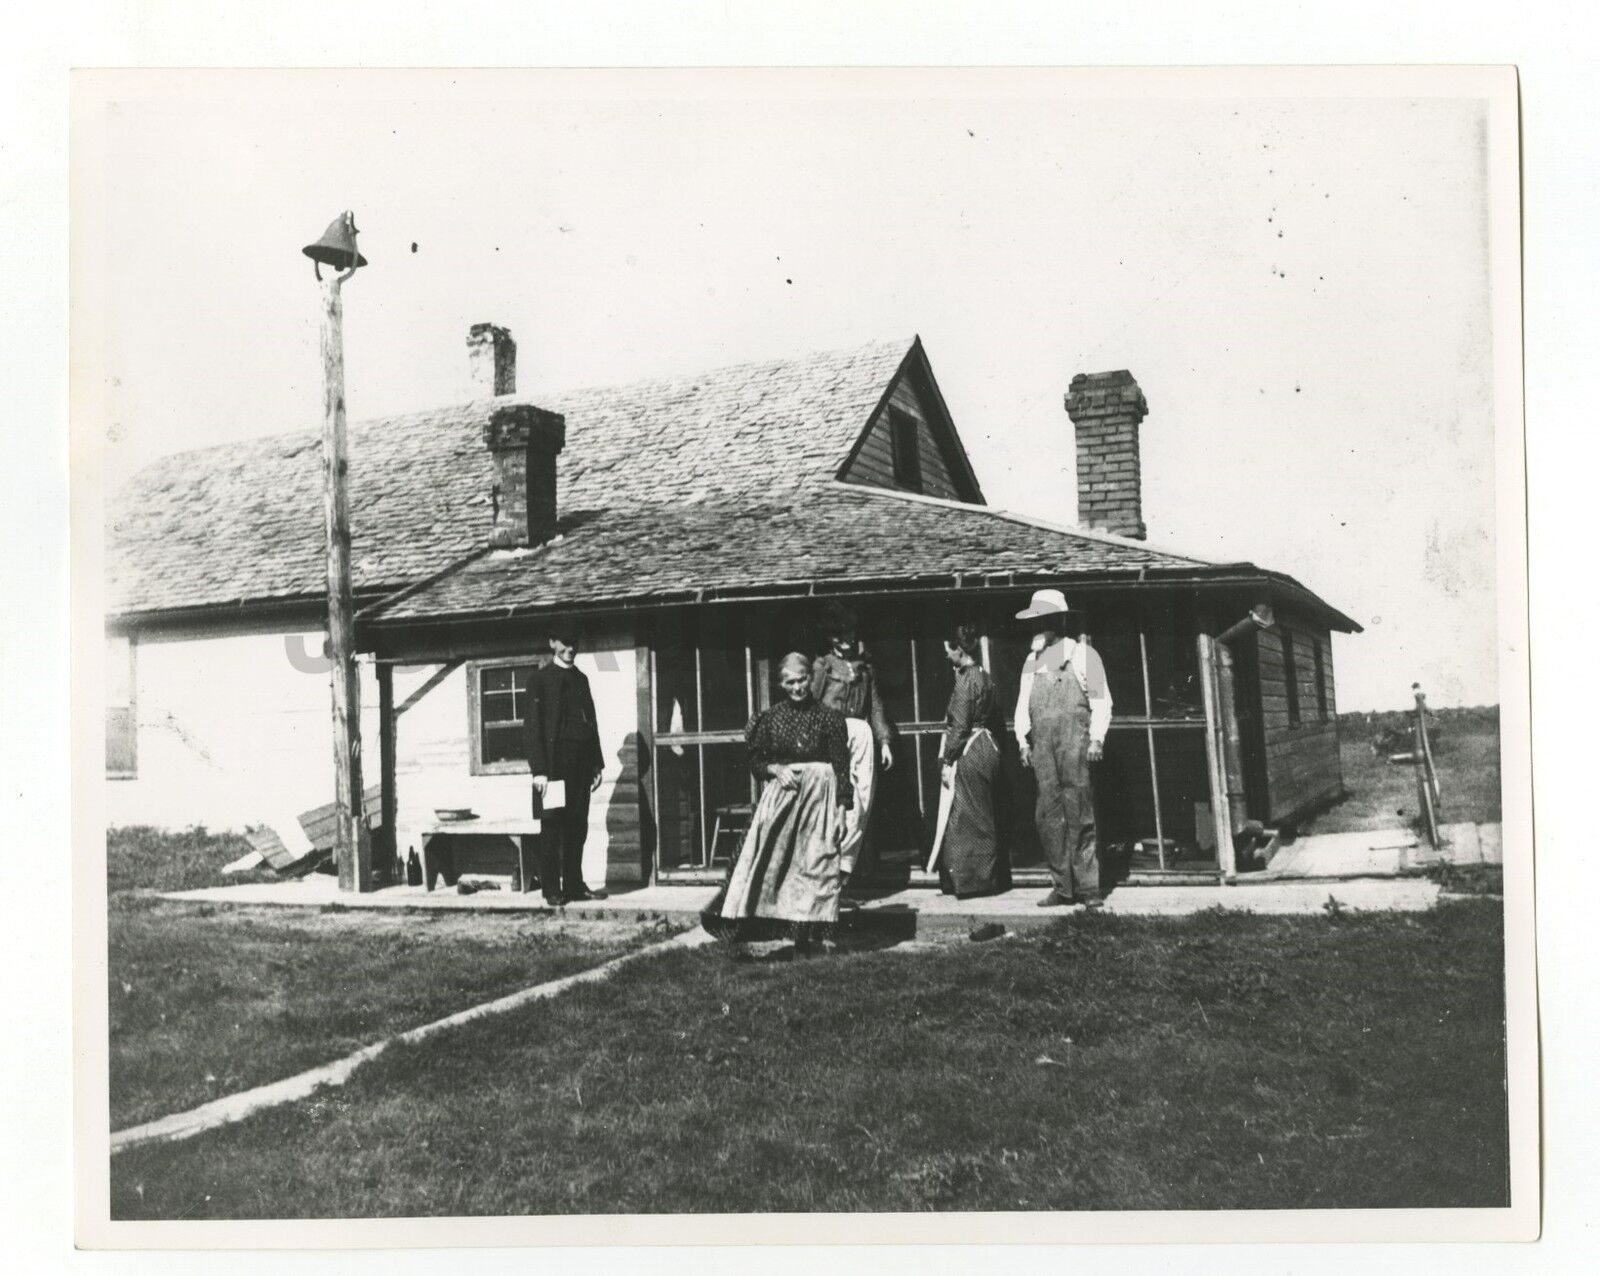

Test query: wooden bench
[421,818,541,893]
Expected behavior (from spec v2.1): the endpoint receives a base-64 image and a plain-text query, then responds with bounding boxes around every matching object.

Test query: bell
[301,211,369,271]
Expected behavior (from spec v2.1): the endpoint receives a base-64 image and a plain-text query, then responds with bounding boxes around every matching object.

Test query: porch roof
[361,484,1362,631]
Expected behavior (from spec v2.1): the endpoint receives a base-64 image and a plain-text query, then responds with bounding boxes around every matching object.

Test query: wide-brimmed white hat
[1015,588,1079,621]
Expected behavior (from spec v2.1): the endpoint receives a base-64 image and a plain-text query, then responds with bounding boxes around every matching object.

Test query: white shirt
[1013,637,1113,749]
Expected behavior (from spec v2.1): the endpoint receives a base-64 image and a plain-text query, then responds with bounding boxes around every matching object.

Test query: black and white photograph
[68,64,1534,1245]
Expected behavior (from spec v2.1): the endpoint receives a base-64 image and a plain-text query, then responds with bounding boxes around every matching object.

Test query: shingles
[370,486,1211,621]
[108,338,910,616]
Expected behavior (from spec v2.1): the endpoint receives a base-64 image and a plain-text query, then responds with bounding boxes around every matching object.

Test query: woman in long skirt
[702,652,854,954]
[937,623,1008,898]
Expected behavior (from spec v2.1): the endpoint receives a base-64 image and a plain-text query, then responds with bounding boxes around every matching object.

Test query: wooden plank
[396,660,463,717]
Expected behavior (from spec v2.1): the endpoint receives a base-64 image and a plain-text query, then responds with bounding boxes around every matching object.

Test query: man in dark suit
[523,632,606,906]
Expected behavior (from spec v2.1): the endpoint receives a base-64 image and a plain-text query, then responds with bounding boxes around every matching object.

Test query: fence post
[1412,684,1441,849]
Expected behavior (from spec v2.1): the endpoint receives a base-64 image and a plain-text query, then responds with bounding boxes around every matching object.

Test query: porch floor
[164,841,1454,936]
[1257,821,1501,882]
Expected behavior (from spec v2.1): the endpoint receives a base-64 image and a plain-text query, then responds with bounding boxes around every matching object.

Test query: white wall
[107,628,378,834]
[107,625,642,888]
[389,641,639,887]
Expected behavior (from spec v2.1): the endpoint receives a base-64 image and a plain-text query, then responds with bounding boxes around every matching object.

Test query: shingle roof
[109,334,1358,633]
[366,484,1222,623]
[108,337,912,617]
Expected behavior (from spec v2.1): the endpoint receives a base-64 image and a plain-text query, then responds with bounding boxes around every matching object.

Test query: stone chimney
[467,322,517,397]
[1065,369,1148,540]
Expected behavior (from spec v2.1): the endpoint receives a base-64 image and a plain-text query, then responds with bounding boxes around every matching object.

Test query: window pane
[702,741,756,868]
[867,635,915,725]
[699,614,750,732]
[914,599,957,724]
[1281,630,1302,726]
[654,614,698,734]
[995,733,1043,868]
[869,730,927,863]
[481,723,525,766]
[1150,730,1217,868]
[1095,729,1158,862]
[1088,612,1146,717]
[654,743,703,870]
[1143,601,1203,718]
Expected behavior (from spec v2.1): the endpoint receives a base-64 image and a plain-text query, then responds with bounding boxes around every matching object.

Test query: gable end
[837,340,985,503]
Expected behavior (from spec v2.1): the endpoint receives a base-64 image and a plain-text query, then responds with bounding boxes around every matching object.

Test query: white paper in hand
[542,779,567,811]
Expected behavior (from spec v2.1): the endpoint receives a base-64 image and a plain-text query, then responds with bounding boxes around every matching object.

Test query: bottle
[405,846,422,887]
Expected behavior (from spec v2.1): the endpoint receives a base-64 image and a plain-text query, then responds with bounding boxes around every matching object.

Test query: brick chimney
[484,404,566,547]
[467,322,517,397]
[1065,369,1147,540]
[470,324,564,547]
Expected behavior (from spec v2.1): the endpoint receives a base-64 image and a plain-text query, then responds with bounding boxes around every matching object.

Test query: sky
[79,70,1503,711]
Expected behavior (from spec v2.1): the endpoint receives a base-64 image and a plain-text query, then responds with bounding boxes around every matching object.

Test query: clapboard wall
[1256,615,1344,824]
[386,638,643,887]
[840,368,969,500]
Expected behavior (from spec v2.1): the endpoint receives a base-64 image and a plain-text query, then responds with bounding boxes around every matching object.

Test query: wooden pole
[1413,685,1441,849]
[319,271,371,892]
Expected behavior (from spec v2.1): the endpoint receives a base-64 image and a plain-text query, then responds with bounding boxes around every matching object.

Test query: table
[420,817,541,893]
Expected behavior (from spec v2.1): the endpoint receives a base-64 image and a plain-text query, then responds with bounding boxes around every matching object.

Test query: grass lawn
[111,899,1509,1218]
[1301,716,1502,835]
[107,828,681,1130]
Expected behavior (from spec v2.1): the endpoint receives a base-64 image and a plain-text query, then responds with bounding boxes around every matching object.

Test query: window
[653,615,757,873]
[1311,636,1329,721]
[889,407,923,493]
[106,635,136,779]
[1281,630,1302,727]
[469,658,548,774]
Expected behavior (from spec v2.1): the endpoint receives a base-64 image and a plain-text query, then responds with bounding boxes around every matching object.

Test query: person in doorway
[524,632,607,906]
[810,603,893,886]
[703,653,853,956]
[936,622,1009,898]
[1014,589,1113,909]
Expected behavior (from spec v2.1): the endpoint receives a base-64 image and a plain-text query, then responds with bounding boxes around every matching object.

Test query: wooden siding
[841,370,965,499]
[1256,620,1343,823]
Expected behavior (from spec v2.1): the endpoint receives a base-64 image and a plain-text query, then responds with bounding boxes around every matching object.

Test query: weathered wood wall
[1256,616,1343,824]
[841,370,965,499]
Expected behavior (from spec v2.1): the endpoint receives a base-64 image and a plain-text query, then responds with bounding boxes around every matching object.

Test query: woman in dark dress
[937,623,1008,898]
[702,652,854,954]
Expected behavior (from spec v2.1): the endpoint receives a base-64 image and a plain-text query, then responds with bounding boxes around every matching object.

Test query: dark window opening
[889,407,923,493]
[1311,637,1329,721]
[1282,631,1302,727]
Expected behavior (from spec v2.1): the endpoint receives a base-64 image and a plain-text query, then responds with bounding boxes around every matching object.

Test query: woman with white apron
[934,623,1008,898]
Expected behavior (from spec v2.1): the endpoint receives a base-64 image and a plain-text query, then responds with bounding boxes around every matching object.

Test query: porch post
[378,662,397,883]
[1196,633,1238,882]
[636,642,657,885]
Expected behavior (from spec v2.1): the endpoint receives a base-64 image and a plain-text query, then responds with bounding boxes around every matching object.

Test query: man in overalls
[1013,589,1113,908]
